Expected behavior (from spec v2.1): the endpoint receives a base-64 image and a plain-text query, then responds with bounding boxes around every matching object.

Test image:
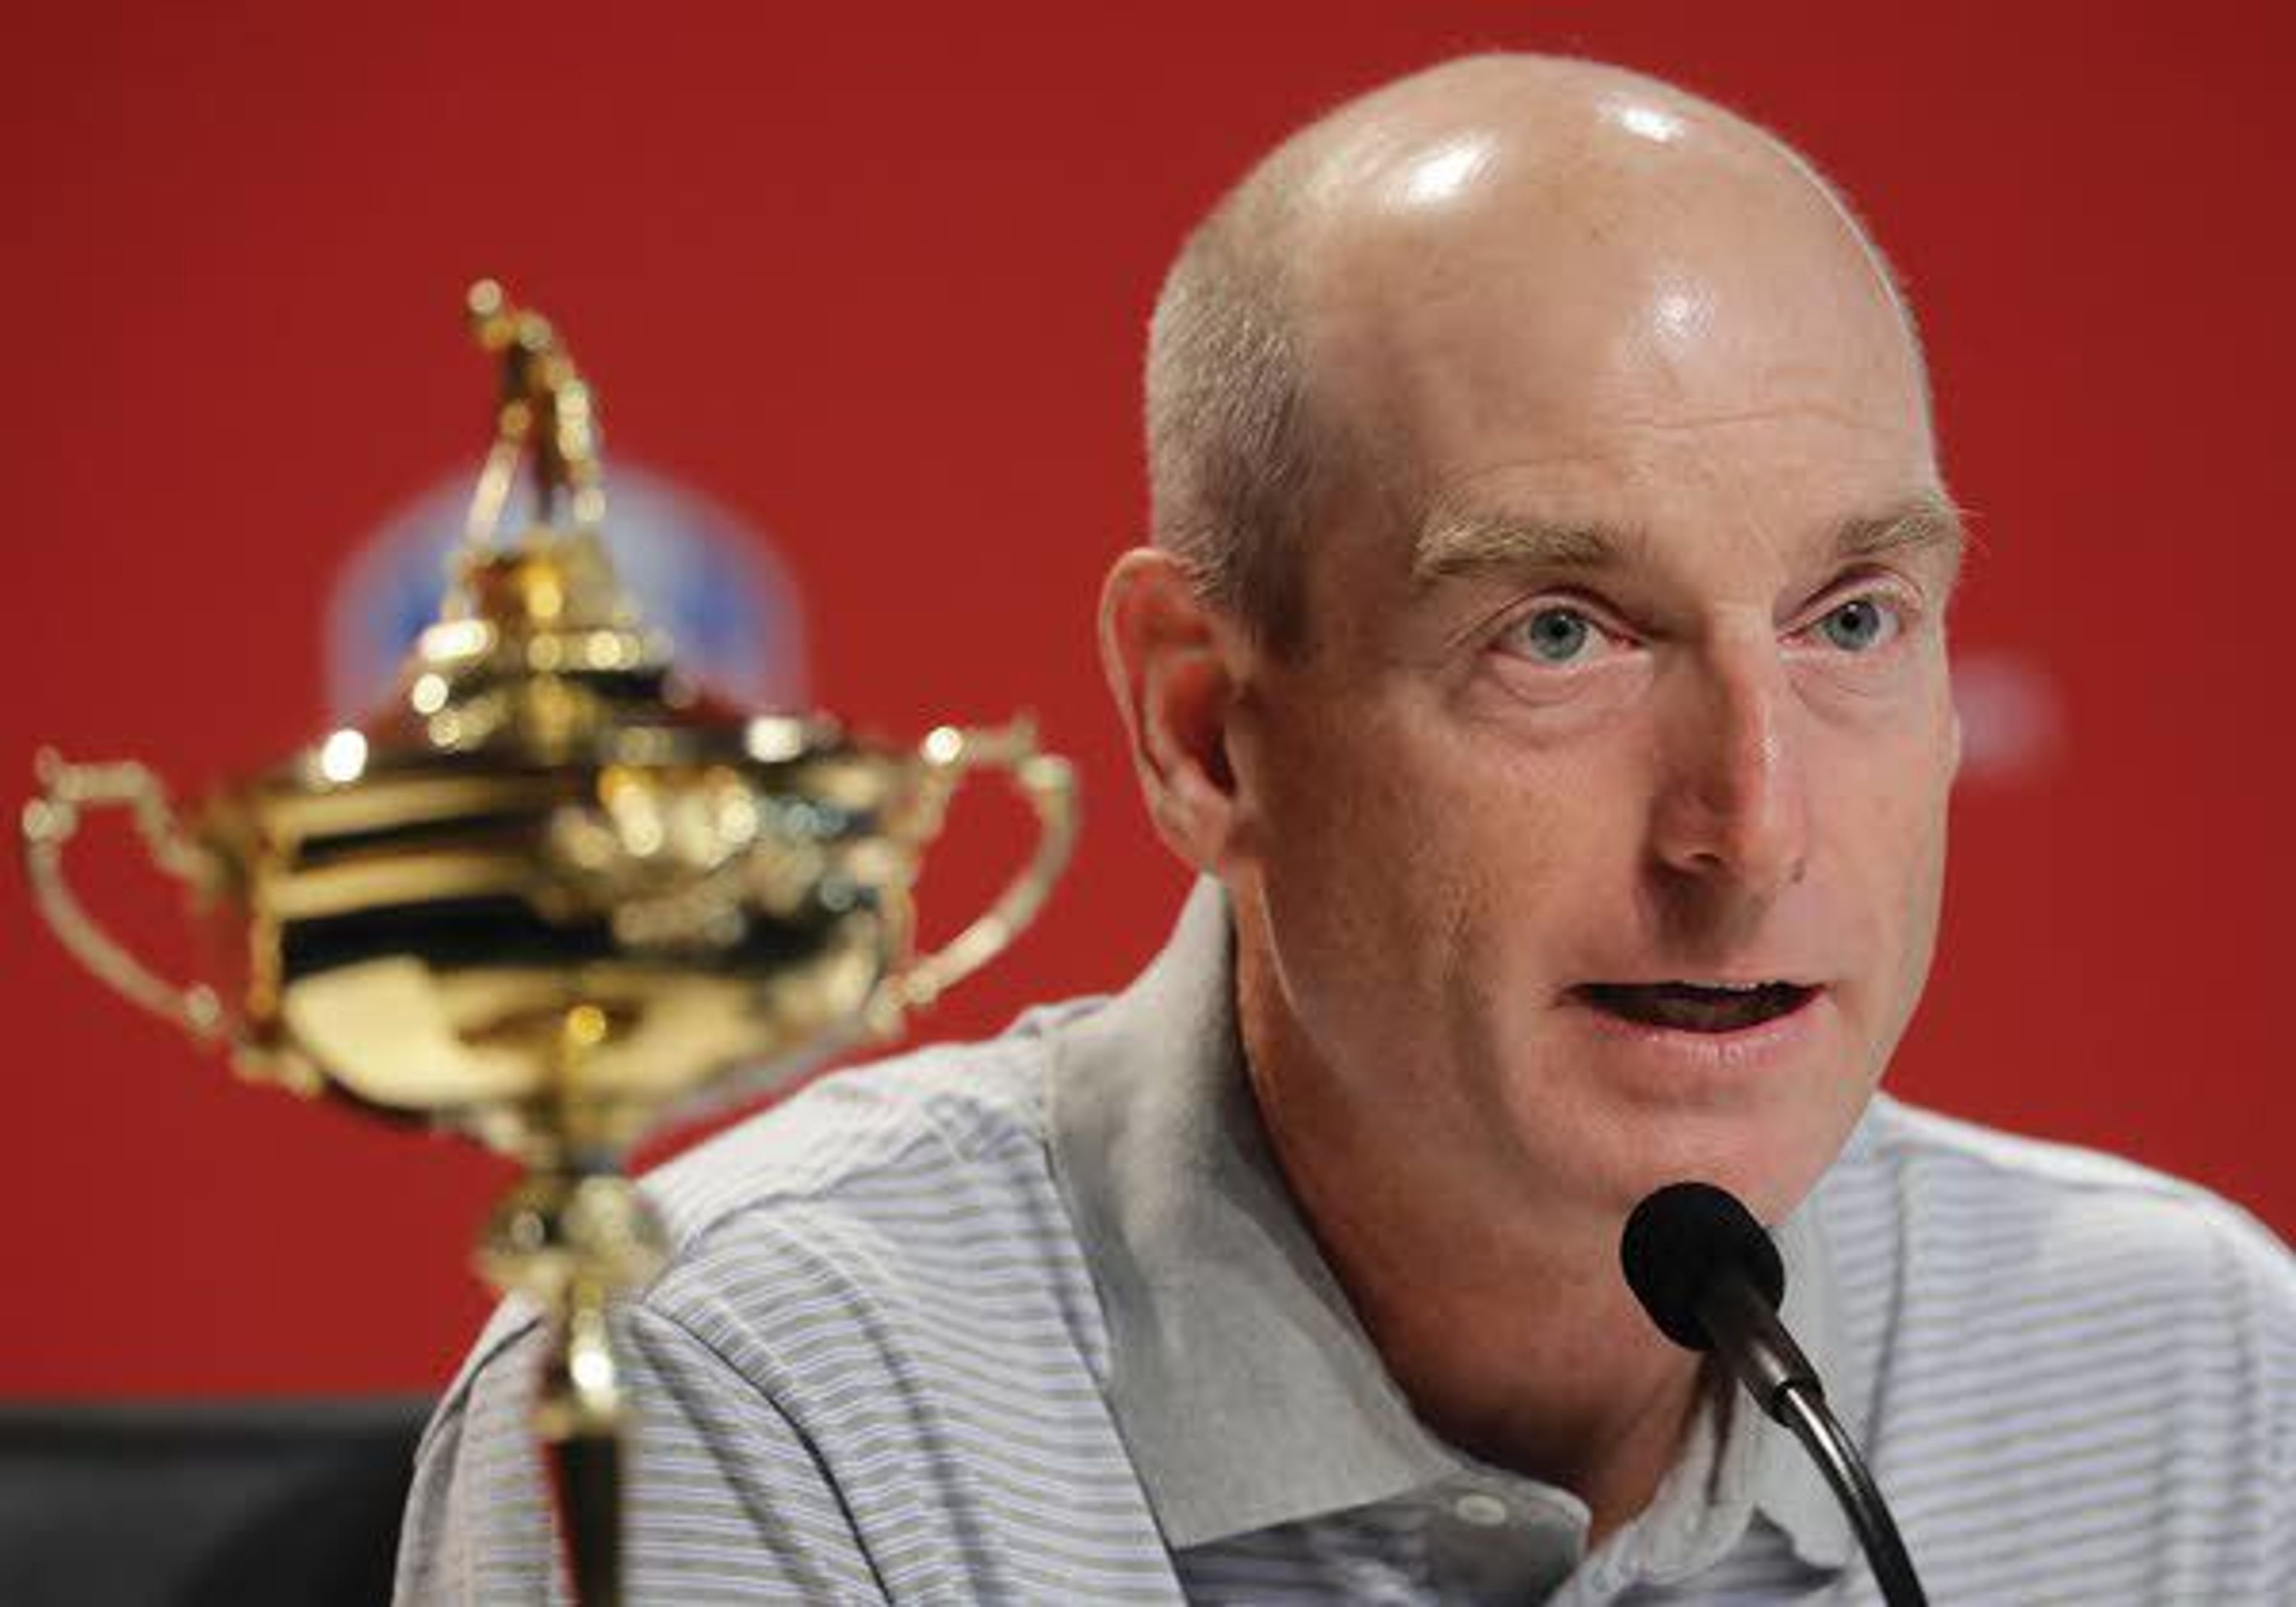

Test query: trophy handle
[20,749,230,1044]
[891,719,1079,1012]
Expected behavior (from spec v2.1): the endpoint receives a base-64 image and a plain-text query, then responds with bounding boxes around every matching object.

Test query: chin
[1561,1083,1867,1232]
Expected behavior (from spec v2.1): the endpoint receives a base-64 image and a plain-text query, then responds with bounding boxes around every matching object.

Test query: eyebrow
[1836,492,1968,572]
[1410,508,1629,587]
[1410,489,1969,589]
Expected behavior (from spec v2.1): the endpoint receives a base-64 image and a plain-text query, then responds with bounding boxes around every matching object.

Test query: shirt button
[1452,1492,1512,1527]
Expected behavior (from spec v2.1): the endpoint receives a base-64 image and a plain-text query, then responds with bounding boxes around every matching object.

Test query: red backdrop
[5,1,2289,1397]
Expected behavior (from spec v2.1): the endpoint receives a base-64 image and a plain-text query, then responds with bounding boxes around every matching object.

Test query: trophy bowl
[21,282,1077,1605]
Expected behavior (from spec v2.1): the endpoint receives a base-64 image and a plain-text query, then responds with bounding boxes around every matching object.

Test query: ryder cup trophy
[22,282,1078,1605]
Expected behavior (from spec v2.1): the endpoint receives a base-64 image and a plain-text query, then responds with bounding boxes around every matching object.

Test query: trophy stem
[478,1162,667,1607]
[539,1291,628,1607]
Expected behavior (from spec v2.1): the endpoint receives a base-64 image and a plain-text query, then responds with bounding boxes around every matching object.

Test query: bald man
[398,57,2295,1605]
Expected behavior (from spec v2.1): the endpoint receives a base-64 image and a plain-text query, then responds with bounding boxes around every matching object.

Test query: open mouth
[1574,981,1818,1034]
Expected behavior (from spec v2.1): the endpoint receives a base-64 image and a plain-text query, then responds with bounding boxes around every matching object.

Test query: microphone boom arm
[1775,1381,1928,1607]
[1699,1270,1928,1607]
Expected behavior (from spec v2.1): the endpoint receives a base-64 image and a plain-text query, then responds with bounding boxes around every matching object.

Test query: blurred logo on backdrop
[1952,649,2065,786]
[324,461,808,720]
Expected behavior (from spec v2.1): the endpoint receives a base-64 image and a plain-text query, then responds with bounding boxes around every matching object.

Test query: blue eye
[1818,597,1893,652]
[1508,606,1599,664]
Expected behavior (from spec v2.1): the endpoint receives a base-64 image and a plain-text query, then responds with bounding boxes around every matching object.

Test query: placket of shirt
[1543,1333,1814,1603]
[1176,1471,1592,1605]
[1412,1464,1594,1603]
[1336,1474,1600,1603]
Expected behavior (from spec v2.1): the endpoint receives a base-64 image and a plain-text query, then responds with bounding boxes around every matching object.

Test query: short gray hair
[1144,173,1323,655]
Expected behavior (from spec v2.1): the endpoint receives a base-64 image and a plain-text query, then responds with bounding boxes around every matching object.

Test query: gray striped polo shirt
[396,883,2295,1603]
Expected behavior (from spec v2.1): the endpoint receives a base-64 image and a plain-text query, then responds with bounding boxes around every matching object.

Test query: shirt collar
[1046,878,1855,1575]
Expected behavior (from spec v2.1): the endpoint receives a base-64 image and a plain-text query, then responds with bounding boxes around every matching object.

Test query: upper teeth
[1683,981,1769,991]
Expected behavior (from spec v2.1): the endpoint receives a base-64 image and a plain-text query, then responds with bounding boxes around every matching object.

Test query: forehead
[1295,316,1946,640]
[1297,349,1945,632]
[1287,122,1937,589]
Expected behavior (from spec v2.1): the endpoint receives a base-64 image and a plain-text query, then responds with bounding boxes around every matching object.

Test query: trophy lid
[324,282,811,772]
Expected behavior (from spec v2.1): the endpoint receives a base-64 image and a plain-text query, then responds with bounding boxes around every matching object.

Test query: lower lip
[1562,989,1828,1077]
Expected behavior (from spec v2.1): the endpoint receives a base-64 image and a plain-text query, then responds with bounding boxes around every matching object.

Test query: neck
[1327,1206,1708,1541]
[1234,928,1707,1542]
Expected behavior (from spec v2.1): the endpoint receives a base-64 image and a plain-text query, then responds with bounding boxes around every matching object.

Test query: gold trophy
[21,282,1078,1605]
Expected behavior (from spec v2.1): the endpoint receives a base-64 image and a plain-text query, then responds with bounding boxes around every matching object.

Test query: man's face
[1222,137,1960,1235]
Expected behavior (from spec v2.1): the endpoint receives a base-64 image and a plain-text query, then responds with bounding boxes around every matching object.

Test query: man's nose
[1648,649,1809,896]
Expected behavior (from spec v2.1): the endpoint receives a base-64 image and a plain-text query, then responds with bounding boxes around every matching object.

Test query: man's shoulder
[439,995,1116,1413]
[1808,1105,2295,1598]
[404,995,1173,1603]
[642,995,1099,1252]
[1823,1095,2296,1419]
[1842,1093,2292,1294]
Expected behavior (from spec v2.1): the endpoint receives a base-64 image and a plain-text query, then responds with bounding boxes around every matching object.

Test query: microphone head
[1620,1181,1787,1352]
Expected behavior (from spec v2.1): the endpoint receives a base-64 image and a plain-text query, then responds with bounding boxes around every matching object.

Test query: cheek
[1247,699,1643,1043]
[1822,748,1947,889]
[1254,683,1622,893]
[1808,710,1955,1019]
[1244,713,1474,998]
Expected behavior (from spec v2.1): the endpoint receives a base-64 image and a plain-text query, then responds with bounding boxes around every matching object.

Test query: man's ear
[1098,547,1247,872]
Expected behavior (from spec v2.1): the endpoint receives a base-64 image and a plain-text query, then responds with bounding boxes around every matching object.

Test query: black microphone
[1622,1182,1928,1607]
